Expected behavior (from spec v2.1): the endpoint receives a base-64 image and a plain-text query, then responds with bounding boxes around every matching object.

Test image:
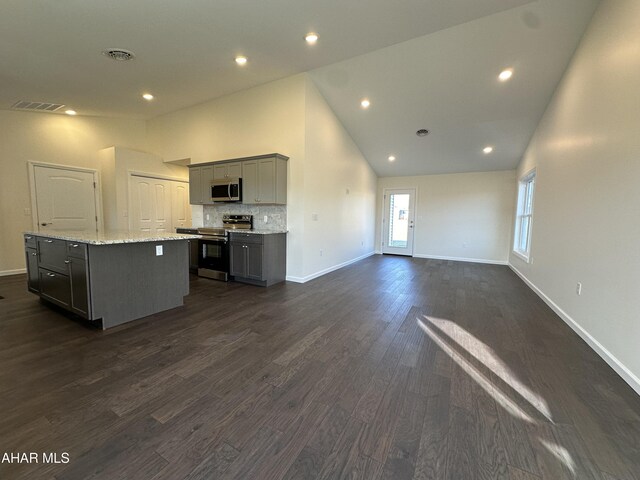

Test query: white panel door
[33,165,98,232]
[129,175,191,232]
[171,181,191,228]
[129,176,171,233]
[382,189,416,256]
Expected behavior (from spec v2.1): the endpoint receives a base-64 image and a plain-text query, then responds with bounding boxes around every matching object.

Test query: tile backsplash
[201,204,287,230]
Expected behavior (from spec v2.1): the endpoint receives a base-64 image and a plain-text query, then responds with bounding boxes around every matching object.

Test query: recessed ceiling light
[305,33,319,45]
[65,109,77,116]
[235,56,248,66]
[499,69,514,82]
[388,155,396,162]
[360,98,370,109]
[483,146,494,154]
[142,93,154,101]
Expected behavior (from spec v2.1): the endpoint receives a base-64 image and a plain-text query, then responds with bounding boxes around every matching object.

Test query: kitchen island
[24,230,200,329]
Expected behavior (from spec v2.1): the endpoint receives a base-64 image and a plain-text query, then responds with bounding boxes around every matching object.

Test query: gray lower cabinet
[25,234,40,292]
[229,232,286,287]
[26,234,190,329]
[38,268,71,308]
[67,242,90,317]
[26,235,91,319]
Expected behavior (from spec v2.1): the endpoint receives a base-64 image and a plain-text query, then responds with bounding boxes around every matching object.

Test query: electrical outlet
[576,282,582,295]
[155,245,163,256]
[206,214,210,221]
[319,249,323,256]
[263,215,268,223]
[23,208,31,216]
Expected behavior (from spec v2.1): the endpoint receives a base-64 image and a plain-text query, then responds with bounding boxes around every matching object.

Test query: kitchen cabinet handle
[47,273,55,277]
[31,252,37,256]
[45,239,54,243]
[70,244,79,248]
[25,236,32,240]
[64,260,70,264]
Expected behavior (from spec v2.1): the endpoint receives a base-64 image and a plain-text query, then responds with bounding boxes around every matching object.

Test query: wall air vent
[11,101,65,112]
[102,48,135,61]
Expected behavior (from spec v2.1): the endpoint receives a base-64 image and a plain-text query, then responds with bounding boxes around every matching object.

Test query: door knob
[41,222,52,226]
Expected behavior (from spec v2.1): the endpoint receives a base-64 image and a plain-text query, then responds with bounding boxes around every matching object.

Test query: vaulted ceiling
[1,0,599,176]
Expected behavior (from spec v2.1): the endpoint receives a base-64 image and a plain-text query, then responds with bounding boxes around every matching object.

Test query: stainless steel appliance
[197,228,229,281]
[211,177,242,202]
[175,227,199,273]
[197,214,253,281]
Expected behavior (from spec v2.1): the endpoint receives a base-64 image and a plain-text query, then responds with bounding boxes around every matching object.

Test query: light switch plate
[156,245,163,256]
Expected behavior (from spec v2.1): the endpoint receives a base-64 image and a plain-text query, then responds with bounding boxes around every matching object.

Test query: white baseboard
[509,264,640,396]
[286,252,375,283]
[413,253,508,265]
[0,268,26,277]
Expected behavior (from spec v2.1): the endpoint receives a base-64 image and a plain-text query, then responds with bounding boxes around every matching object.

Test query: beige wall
[147,74,308,278]
[0,111,148,274]
[377,171,516,263]
[300,77,377,281]
[98,146,189,231]
[509,0,640,392]
[146,74,378,281]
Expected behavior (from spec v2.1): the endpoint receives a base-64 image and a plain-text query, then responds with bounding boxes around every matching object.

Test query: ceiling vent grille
[102,48,135,61]
[11,101,65,112]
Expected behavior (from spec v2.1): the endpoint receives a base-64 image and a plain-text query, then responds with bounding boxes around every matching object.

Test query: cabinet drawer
[67,241,87,259]
[229,233,263,244]
[24,234,36,249]
[37,237,69,274]
[39,268,71,308]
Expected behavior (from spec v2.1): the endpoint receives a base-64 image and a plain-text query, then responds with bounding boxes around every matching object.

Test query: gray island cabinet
[24,231,199,329]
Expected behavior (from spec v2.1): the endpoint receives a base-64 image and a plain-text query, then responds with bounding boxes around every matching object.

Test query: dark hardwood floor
[0,255,639,480]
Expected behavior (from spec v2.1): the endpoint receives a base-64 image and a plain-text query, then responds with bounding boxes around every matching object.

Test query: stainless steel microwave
[211,178,242,202]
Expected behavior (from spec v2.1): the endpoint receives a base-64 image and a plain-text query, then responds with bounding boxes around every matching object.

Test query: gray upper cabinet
[189,167,203,204]
[188,154,287,205]
[200,166,214,204]
[213,161,242,180]
[242,156,287,204]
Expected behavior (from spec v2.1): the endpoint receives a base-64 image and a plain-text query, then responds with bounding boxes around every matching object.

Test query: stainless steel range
[197,214,253,281]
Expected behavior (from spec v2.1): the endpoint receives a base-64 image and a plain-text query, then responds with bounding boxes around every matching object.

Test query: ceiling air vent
[102,48,135,61]
[11,101,65,112]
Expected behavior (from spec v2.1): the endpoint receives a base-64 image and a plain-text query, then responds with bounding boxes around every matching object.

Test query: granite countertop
[24,230,201,245]
[226,229,288,235]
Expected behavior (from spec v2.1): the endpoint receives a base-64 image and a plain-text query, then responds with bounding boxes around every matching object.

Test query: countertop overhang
[24,230,201,245]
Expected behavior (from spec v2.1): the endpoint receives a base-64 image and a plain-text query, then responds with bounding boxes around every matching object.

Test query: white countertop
[24,230,201,245]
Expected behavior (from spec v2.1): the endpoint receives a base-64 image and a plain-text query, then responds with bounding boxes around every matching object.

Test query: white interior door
[171,181,191,228]
[33,165,98,233]
[129,175,190,233]
[382,189,416,256]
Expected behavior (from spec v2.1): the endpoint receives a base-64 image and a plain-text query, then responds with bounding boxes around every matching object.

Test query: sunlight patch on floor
[540,438,577,475]
[418,317,535,423]
[421,316,553,422]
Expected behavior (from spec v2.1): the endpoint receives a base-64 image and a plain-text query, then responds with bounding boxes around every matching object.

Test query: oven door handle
[228,183,231,200]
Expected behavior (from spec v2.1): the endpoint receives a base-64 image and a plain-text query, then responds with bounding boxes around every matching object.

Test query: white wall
[0,111,148,274]
[298,77,377,281]
[146,74,307,279]
[509,0,640,393]
[377,171,515,264]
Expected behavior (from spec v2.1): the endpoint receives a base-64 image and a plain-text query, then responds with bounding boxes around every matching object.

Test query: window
[513,170,536,261]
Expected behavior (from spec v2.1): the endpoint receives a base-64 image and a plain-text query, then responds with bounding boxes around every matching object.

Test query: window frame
[513,169,536,262]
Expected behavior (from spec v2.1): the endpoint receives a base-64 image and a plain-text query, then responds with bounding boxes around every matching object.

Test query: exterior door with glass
[382,189,416,256]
